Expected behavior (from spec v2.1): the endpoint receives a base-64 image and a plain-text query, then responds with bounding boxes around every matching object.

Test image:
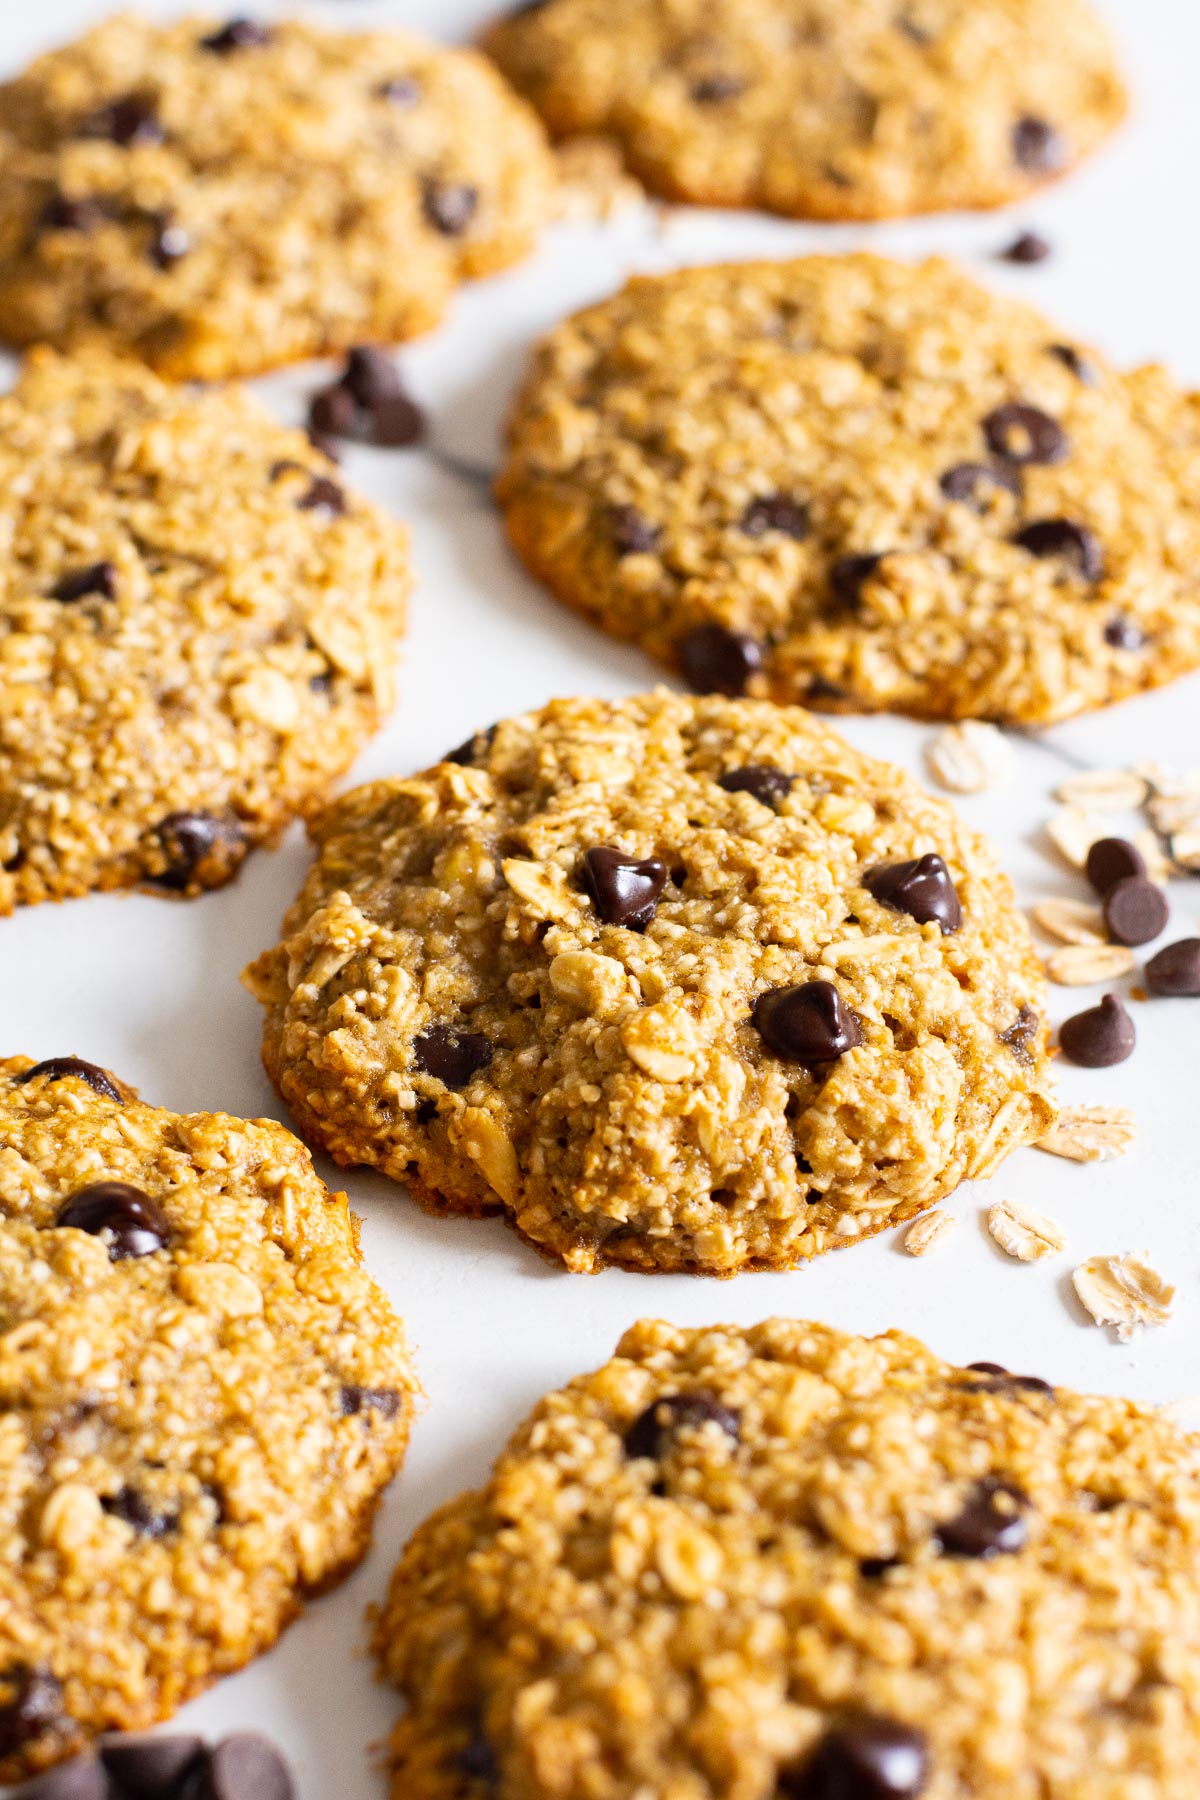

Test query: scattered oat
[1148,790,1200,838]
[1031,897,1107,946]
[1133,827,1178,884]
[1170,829,1200,872]
[924,721,1013,794]
[551,136,645,223]
[1036,1104,1137,1163]
[1055,769,1149,811]
[1044,943,1135,986]
[1045,807,1106,870]
[987,1199,1067,1262]
[903,1210,956,1256]
[1072,1253,1174,1341]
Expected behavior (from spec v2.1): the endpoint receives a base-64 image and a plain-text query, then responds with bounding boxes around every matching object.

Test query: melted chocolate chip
[753,981,861,1066]
[340,1385,402,1420]
[624,1391,741,1460]
[1058,993,1136,1067]
[51,561,117,603]
[1103,876,1169,947]
[152,811,248,892]
[830,553,884,608]
[445,724,496,766]
[863,854,962,934]
[298,475,346,516]
[1012,517,1103,581]
[18,1058,123,1102]
[79,91,162,147]
[39,193,104,233]
[608,504,661,557]
[938,462,1020,508]
[1104,615,1145,651]
[190,1731,294,1800]
[101,1488,175,1537]
[690,73,746,104]
[741,494,810,540]
[1001,230,1051,264]
[679,623,763,695]
[1146,938,1200,998]
[309,384,357,440]
[983,403,1068,467]
[936,1479,1029,1559]
[101,1733,206,1799]
[413,1025,493,1088]
[718,765,795,808]
[790,1715,930,1799]
[56,1183,170,1259]
[1047,343,1097,385]
[582,847,667,929]
[1012,115,1067,173]
[0,1668,63,1758]
[200,19,274,53]
[963,1361,1054,1398]
[459,1731,499,1782]
[422,180,478,236]
[1085,835,1146,897]
[378,75,422,108]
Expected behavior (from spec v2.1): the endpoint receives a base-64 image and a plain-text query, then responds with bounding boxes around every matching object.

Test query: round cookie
[243,691,1054,1275]
[378,1316,1200,1800]
[497,255,1200,726]
[483,0,1126,221]
[0,1053,415,1784]
[0,346,410,912]
[0,14,553,378]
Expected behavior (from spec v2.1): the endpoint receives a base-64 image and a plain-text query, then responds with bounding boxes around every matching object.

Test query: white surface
[4,2,1200,1792]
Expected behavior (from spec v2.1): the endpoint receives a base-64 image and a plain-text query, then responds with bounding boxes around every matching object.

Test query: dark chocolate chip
[1104,615,1145,651]
[1103,876,1169,947]
[983,403,1068,467]
[741,494,810,540]
[149,217,190,268]
[18,1058,123,1102]
[938,462,1020,508]
[790,1715,930,1799]
[624,1391,741,1461]
[1012,115,1068,173]
[378,76,422,107]
[342,345,402,408]
[56,1183,170,1259]
[1059,993,1136,1067]
[936,1479,1029,1558]
[445,724,496,766]
[369,393,426,448]
[308,385,357,440]
[100,1488,175,1538]
[582,847,667,930]
[1012,517,1103,581]
[963,1361,1054,1397]
[51,561,117,603]
[422,180,478,236]
[101,1733,206,1800]
[340,1385,402,1420]
[298,475,346,516]
[39,194,104,233]
[1084,835,1146,897]
[19,1753,107,1800]
[965,1360,1008,1376]
[858,1557,898,1581]
[863,854,962,934]
[152,811,248,892]
[0,1668,63,1759]
[307,430,341,465]
[1047,343,1097,384]
[690,73,746,103]
[679,623,763,696]
[1146,939,1200,997]
[718,765,795,808]
[752,981,861,1066]
[458,1731,498,1782]
[189,1731,294,1800]
[1001,230,1051,264]
[200,20,274,53]
[413,1025,492,1088]
[79,92,162,147]
[608,504,661,557]
[830,553,884,608]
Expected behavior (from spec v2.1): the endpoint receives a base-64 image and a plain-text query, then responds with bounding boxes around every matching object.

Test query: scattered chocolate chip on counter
[1059,992,1137,1066]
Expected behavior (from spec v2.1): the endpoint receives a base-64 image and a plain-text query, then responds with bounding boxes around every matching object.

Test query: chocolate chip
[39,193,104,233]
[51,561,117,603]
[152,811,248,892]
[582,847,667,930]
[830,553,884,607]
[18,1058,123,1102]
[608,504,661,557]
[369,393,426,448]
[1012,116,1067,174]
[1103,876,1169,947]
[963,1361,1054,1397]
[298,475,346,516]
[307,431,341,465]
[101,1733,206,1799]
[1012,517,1103,581]
[422,181,478,236]
[413,1025,492,1088]
[308,384,357,440]
[56,1183,170,1259]
[938,462,1020,508]
[1104,615,1145,651]
[936,1479,1029,1558]
[1047,343,1097,384]
[79,92,162,147]
[1001,230,1051,264]
[1084,835,1146,897]
[19,1754,107,1800]
[445,724,495,766]
[965,1359,1008,1376]
[340,1385,401,1419]
[342,344,402,408]
[718,765,795,808]
[1059,993,1136,1067]
[100,1488,174,1537]
[679,623,763,696]
[983,403,1068,466]
[1146,939,1200,997]
[458,1731,498,1782]
[0,1668,62,1758]
[200,20,274,53]
[753,981,861,1066]
[690,73,746,103]
[624,1392,741,1461]
[189,1732,294,1800]
[791,1715,930,1799]
[149,217,190,268]
[741,495,810,540]
[864,854,962,934]
[378,76,422,107]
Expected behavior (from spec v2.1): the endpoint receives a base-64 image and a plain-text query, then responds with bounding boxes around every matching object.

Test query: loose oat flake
[1045,944,1136,986]
[1031,897,1107,946]
[903,1210,956,1256]
[924,721,1013,794]
[1073,1253,1175,1341]
[987,1199,1067,1261]
[1036,1105,1137,1163]
[1054,769,1150,811]
[1045,807,1106,870]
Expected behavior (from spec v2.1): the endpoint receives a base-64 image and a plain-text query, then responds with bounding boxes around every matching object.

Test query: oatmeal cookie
[0,13,553,378]
[378,1316,1200,1800]
[243,691,1054,1275]
[497,254,1200,726]
[483,0,1125,221]
[0,347,410,912]
[0,1053,416,1784]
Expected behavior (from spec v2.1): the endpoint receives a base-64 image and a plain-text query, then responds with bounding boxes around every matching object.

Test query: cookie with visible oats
[0,14,553,378]
[378,1316,1200,1800]
[498,254,1200,726]
[0,1053,415,1784]
[243,691,1053,1275]
[483,0,1125,221]
[0,347,410,913]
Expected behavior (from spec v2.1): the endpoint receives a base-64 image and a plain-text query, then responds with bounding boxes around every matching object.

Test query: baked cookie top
[0,347,410,912]
[483,0,1126,221]
[498,255,1200,726]
[243,692,1054,1275]
[0,1053,415,1784]
[0,13,553,378]
[378,1316,1200,1800]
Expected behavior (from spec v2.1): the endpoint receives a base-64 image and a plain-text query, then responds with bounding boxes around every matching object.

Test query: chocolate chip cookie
[498,254,1200,726]
[0,347,410,912]
[0,14,553,378]
[378,1315,1200,1800]
[483,0,1126,221]
[243,691,1054,1274]
[0,1053,415,1784]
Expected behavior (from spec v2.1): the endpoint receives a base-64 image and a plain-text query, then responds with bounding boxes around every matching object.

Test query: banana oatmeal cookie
[0,1053,415,1784]
[483,0,1125,221]
[0,347,410,912]
[0,13,553,378]
[243,691,1054,1274]
[377,1316,1200,1800]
